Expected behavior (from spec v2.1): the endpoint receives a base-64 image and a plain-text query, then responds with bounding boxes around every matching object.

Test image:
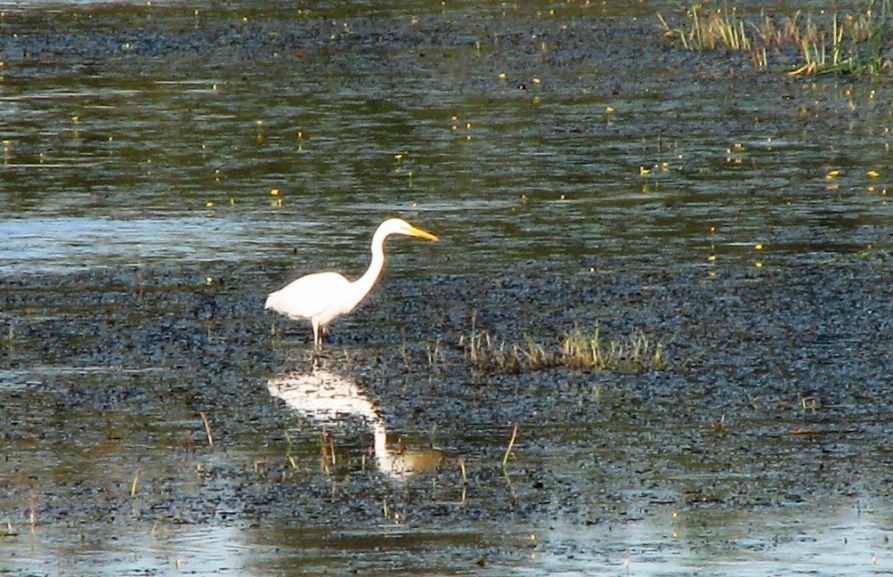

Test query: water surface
[1,1,892,576]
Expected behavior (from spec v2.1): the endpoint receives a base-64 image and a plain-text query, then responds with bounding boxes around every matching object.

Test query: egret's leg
[311,318,321,349]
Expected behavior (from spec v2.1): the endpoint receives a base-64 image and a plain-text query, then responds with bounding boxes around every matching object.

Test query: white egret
[265,217,438,348]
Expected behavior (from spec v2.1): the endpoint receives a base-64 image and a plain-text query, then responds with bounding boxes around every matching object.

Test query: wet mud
[2,253,892,574]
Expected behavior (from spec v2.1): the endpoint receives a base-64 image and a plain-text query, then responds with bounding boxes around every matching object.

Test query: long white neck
[346,225,389,310]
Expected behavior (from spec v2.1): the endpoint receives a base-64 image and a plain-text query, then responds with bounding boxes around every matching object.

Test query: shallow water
[2,0,890,275]
[2,1,893,576]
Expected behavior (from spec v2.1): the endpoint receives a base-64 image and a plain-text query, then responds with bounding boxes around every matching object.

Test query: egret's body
[265,218,438,348]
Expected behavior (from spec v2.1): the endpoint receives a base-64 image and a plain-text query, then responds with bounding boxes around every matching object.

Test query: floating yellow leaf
[269,188,280,196]
[605,106,615,113]
[394,154,403,161]
[825,170,840,179]
[205,201,214,208]
[639,166,650,176]
[498,72,507,79]
[707,254,717,262]
[532,77,541,84]
[755,243,763,251]
[755,261,763,268]
[867,170,879,178]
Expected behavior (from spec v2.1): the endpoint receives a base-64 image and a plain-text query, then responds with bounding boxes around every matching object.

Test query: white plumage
[265,218,438,348]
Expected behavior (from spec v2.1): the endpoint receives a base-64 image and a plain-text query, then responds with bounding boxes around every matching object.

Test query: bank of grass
[658,1,893,76]
[461,326,666,373]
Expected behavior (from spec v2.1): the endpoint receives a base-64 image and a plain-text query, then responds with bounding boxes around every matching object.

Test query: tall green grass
[658,1,893,76]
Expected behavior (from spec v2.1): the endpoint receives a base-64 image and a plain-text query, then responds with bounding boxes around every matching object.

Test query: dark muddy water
[2,1,893,576]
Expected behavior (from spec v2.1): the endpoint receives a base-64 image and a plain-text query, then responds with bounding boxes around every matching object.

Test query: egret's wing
[267,271,350,320]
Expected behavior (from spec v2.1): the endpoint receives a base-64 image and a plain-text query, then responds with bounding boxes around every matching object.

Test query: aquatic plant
[319,430,337,475]
[659,0,893,77]
[460,325,666,373]
[562,327,666,372]
[130,468,141,498]
[788,2,893,76]
[283,430,300,471]
[199,411,214,447]
[426,339,445,367]
[502,424,520,468]
[658,4,751,52]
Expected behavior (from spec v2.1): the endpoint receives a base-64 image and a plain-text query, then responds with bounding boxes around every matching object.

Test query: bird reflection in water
[267,369,443,480]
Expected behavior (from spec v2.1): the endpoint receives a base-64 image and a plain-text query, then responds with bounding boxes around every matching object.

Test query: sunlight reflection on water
[0,216,252,272]
[525,503,892,577]
[3,503,889,577]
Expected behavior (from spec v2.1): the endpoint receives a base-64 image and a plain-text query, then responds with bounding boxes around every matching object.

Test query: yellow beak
[409,225,438,241]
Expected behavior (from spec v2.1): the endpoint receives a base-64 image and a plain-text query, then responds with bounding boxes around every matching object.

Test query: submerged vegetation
[460,325,666,373]
[658,0,893,76]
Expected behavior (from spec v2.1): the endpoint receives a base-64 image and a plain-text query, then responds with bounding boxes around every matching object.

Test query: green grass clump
[659,1,893,77]
[460,326,665,373]
[462,330,553,372]
[659,5,751,52]
[562,327,666,372]
[789,4,893,76]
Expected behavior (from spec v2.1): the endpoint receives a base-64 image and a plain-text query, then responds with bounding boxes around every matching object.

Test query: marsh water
[1,1,892,575]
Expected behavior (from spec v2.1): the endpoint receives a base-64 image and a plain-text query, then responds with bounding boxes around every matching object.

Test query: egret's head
[381,218,438,241]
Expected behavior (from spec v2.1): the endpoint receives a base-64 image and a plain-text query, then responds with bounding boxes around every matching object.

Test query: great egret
[265,217,438,348]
